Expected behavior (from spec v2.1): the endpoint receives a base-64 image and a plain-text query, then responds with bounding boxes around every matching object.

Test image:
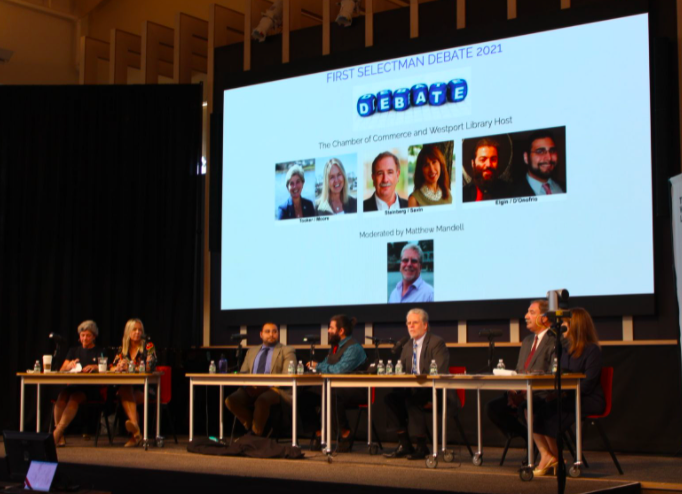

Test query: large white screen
[221,14,654,311]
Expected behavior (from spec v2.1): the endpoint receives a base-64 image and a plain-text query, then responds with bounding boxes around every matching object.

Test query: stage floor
[2,436,680,494]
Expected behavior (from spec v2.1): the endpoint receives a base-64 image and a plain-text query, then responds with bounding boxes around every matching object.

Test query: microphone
[478,329,503,339]
[229,334,246,342]
[391,336,410,355]
[49,333,65,344]
[365,336,393,343]
[303,335,320,343]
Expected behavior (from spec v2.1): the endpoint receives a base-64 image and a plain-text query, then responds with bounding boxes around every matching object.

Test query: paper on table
[69,363,82,373]
[493,369,517,376]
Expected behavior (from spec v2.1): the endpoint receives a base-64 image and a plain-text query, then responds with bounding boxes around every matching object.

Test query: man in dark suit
[363,151,409,212]
[384,308,451,460]
[512,130,565,197]
[485,300,555,440]
[225,322,296,436]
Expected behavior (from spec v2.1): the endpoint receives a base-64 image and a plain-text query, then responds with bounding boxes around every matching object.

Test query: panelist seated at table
[225,322,296,437]
[111,318,157,447]
[384,308,455,460]
[531,308,604,476]
[52,320,103,447]
[485,300,556,443]
[306,314,367,452]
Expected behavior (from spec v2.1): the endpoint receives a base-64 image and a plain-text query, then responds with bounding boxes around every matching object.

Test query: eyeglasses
[531,147,558,157]
[401,258,420,264]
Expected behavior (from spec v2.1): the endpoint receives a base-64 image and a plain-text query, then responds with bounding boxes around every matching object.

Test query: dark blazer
[277,196,316,220]
[363,193,408,212]
[515,331,555,373]
[561,342,605,415]
[399,332,449,374]
[511,176,536,198]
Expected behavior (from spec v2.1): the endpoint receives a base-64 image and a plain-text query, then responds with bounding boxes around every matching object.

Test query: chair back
[449,366,466,408]
[588,366,612,419]
[157,366,172,404]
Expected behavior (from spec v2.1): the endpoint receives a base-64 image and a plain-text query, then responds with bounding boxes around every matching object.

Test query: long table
[17,371,162,450]
[186,373,324,447]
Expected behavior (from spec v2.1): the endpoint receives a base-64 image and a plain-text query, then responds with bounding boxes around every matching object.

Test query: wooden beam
[365,0,373,47]
[174,12,208,84]
[507,0,516,20]
[109,29,141,85]
[141,21,174,84]
[79,36,108,85]
[457,0,465,29]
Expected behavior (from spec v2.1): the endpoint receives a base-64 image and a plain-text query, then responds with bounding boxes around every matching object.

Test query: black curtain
[0,85,203,430]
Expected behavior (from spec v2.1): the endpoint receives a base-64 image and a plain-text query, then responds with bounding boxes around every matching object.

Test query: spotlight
[336,0,359,27]
[252,0,283,42]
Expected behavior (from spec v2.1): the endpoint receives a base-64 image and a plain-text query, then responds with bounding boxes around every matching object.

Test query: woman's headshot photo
[315,154,358,216]
[407,141,454,208]
[275,159,317,220]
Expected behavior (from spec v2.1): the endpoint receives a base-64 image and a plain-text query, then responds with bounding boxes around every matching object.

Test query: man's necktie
[524,336,539,370]
[412,342,418,374]
[256,347,270,374]
[542,183,552,195]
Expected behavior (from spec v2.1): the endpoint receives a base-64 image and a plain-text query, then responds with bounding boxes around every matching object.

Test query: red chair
[349,387,383,453]
[446,366,474,457]
[565,367,623,474]
[150,366,178,444]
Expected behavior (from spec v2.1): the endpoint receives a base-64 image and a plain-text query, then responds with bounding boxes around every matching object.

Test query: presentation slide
[221,13,654,312]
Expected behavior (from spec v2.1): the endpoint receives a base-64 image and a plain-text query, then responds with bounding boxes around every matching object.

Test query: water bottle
[496,359,505,370]
[139,360,146,374]
[209,360,217,374]
[385,359,393,375]
[218,354,228,374]
[287,360,295,374]
[128,359,135,373]
[552,357,558,375]
[429,359,438,375]
[296,360,304,375]
[395,360,403,375]
[377,360,385,375]
[34,360,41,373]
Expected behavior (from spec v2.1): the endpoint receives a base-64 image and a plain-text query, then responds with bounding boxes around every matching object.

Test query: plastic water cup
[98,356,108,373]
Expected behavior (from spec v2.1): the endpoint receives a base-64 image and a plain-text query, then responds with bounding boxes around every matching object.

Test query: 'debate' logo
[357,79,468,117]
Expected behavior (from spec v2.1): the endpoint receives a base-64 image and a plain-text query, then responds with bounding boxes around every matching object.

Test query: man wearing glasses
[514,130,564,196]
[388,243,434,303]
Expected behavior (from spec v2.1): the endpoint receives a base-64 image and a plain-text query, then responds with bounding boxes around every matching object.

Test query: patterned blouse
[112,341,157,372]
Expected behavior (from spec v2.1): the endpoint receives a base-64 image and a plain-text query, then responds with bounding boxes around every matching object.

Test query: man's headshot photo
[364,151,408,212]
[512,128,566,197]
[462,135,513,203]
[387,241,434,303]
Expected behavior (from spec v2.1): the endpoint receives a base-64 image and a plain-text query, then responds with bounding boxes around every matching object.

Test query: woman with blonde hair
[316,158,357,215]
[531,307,605,476]
[112,318,157,447]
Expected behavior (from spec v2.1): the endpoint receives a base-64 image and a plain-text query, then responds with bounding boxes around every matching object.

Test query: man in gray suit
[384,308,451,460]
[225,322,296,436]
[485,300,555,439]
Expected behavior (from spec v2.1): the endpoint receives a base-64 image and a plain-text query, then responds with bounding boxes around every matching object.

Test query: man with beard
[463,137,513,202]
[306,314,367,452]
[364,151,408,212]
[225,322,296,436]
[388,243,434,303]
[485,300,555,444]
[513,130,564,196]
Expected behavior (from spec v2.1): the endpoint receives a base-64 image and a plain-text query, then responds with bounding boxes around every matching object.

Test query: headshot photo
[407,141,454,208]
[510,127,567,197]
[462,134,514,203]
[387,240,434,303]
[315,154,358,216]
[275,159,317,220]
[363,150,409,212]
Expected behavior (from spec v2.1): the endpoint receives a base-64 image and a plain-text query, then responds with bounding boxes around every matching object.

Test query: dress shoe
[310,434,322,451]
[383,443,414,459]
[407,445,430,460]
[533,457,558,476]
[336,436,352,453]
[124,436,142,448]
[124,420,142,447]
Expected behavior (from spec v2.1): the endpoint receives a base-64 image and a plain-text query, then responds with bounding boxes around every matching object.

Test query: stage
[2,436,680,494]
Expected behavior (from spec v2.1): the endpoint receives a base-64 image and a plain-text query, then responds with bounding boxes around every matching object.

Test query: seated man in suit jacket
[485,300,556,441]
[384,308,453,460]
[225,322,296,436]
[363,151,409,212]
